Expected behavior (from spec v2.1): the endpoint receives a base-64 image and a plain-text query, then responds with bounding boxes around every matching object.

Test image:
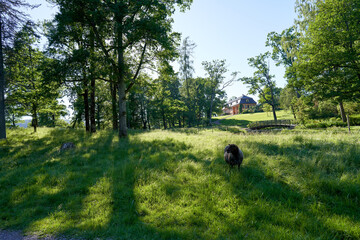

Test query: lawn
[214,110,294,127]
[0,127,360,239]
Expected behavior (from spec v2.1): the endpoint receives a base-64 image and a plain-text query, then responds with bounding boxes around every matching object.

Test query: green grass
[1,127,360,239]
[214,110,294,127]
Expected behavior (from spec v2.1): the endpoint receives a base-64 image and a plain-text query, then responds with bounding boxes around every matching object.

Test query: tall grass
[0,127,359,239]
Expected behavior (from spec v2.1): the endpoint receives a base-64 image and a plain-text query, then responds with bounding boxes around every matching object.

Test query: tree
[179,36,196,126]
[280,85,298,119]
[266,27,302,97]
[202,59,238,125]
[241,52,279,121]
[50,0,192,137]
[5,23,63,132]
[0,0,38,139]
[295,0,360,121]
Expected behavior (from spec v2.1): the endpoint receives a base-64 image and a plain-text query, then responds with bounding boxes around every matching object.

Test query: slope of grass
[214,110,294,127]
[1,127,360,239]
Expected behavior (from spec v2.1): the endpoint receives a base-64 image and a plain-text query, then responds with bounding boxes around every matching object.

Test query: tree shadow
[249,139,360,221]
[1,129,359,239]
[0,129,196,239]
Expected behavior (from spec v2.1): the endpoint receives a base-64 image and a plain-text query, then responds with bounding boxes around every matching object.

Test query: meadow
[213,110,294,127]
[0,126,360,240]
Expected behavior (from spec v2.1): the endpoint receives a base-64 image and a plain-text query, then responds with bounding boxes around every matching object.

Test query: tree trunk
[339,101,346,123]
[291,105,296,120]
[32,105,38,133]
[12,114,15,127]
[96,101,101,130]
[209,92,215,125]
[118,79,127,136]
[162,110,167,129]
[52,114,55,127]
[110,81,118,130]
[90,77,96,133]
[83,87,90,132]
[0,18,6,139]
[116,15,127,137]
[271,104,277,121]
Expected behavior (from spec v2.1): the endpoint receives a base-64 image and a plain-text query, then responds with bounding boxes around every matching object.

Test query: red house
[222,95,257,115]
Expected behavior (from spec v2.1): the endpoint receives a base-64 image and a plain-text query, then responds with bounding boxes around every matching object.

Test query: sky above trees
[27,0,297,102]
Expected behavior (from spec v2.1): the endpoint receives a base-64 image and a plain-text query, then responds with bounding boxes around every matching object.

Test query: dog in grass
[224,144,243,169]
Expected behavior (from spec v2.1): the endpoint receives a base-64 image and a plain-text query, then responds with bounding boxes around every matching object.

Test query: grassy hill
[213,110,294,127]
[1,128,360,239]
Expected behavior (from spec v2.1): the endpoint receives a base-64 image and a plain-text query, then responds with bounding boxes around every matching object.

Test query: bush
[350,115,360,126]
[303,119,347,129]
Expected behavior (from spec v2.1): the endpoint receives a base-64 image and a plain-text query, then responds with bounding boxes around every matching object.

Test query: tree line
[0,0,239,138]
[1,0,360,139]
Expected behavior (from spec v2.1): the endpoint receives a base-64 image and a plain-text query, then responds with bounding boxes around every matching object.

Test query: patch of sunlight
[77,176,113,230]
[323,214,360,238]
[27,210,72,234]
[11,176,64,205]
[82,153,91,159]
[11,186,35,205]
[175,161,203,175]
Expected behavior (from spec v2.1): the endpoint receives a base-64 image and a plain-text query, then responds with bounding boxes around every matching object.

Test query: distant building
[222,95,257,115]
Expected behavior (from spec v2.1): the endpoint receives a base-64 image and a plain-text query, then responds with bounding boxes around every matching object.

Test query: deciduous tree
[241,52,279,121]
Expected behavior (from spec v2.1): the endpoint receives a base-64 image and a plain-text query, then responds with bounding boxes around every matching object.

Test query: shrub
[350,115,360,126]
[304,119,347,129]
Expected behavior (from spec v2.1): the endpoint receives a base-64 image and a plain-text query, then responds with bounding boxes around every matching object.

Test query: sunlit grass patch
[213,110,294,127]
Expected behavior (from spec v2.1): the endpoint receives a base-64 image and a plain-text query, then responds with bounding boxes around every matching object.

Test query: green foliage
[303,119,347,129]
[258,86,281,109]
[48,0,193,137]
[202,59,231,124]
[4,23,64,132]
[295,0,360,103]
[241,52,279,120]
[1,128,360,239]
[349,115,360,126]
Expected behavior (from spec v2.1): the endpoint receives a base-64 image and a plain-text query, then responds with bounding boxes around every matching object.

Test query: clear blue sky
[172,0,297,101]
[28,0,297,102]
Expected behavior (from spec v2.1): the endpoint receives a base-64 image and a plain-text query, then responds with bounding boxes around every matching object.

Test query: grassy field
[1,127,360,239]
[214,110,294,127]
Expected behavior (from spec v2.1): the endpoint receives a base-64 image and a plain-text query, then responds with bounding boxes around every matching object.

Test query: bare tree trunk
[52,114,55,127]
[272,104,277,121]
[291,105,296,120]
[0,18,6,139]
[209,92,215,125]
[162,110,167,129]
[118,69,127,137]
[110,81,118,130]
[116,14,127,137]
[339,101,346,123]
[96,101,101,130]
[83,87,90,132]
[32,105,38,133]
[90,77,96,133]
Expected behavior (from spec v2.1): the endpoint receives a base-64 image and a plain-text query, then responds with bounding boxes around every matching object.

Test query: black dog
[224,144,243,169]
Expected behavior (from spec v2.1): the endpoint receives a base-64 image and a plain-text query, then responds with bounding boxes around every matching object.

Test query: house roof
[225,95,257,106]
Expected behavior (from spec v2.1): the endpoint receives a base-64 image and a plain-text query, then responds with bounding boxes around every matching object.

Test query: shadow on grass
[250,140,360,221]
[1,129,359,239]
[0,129,198,239]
